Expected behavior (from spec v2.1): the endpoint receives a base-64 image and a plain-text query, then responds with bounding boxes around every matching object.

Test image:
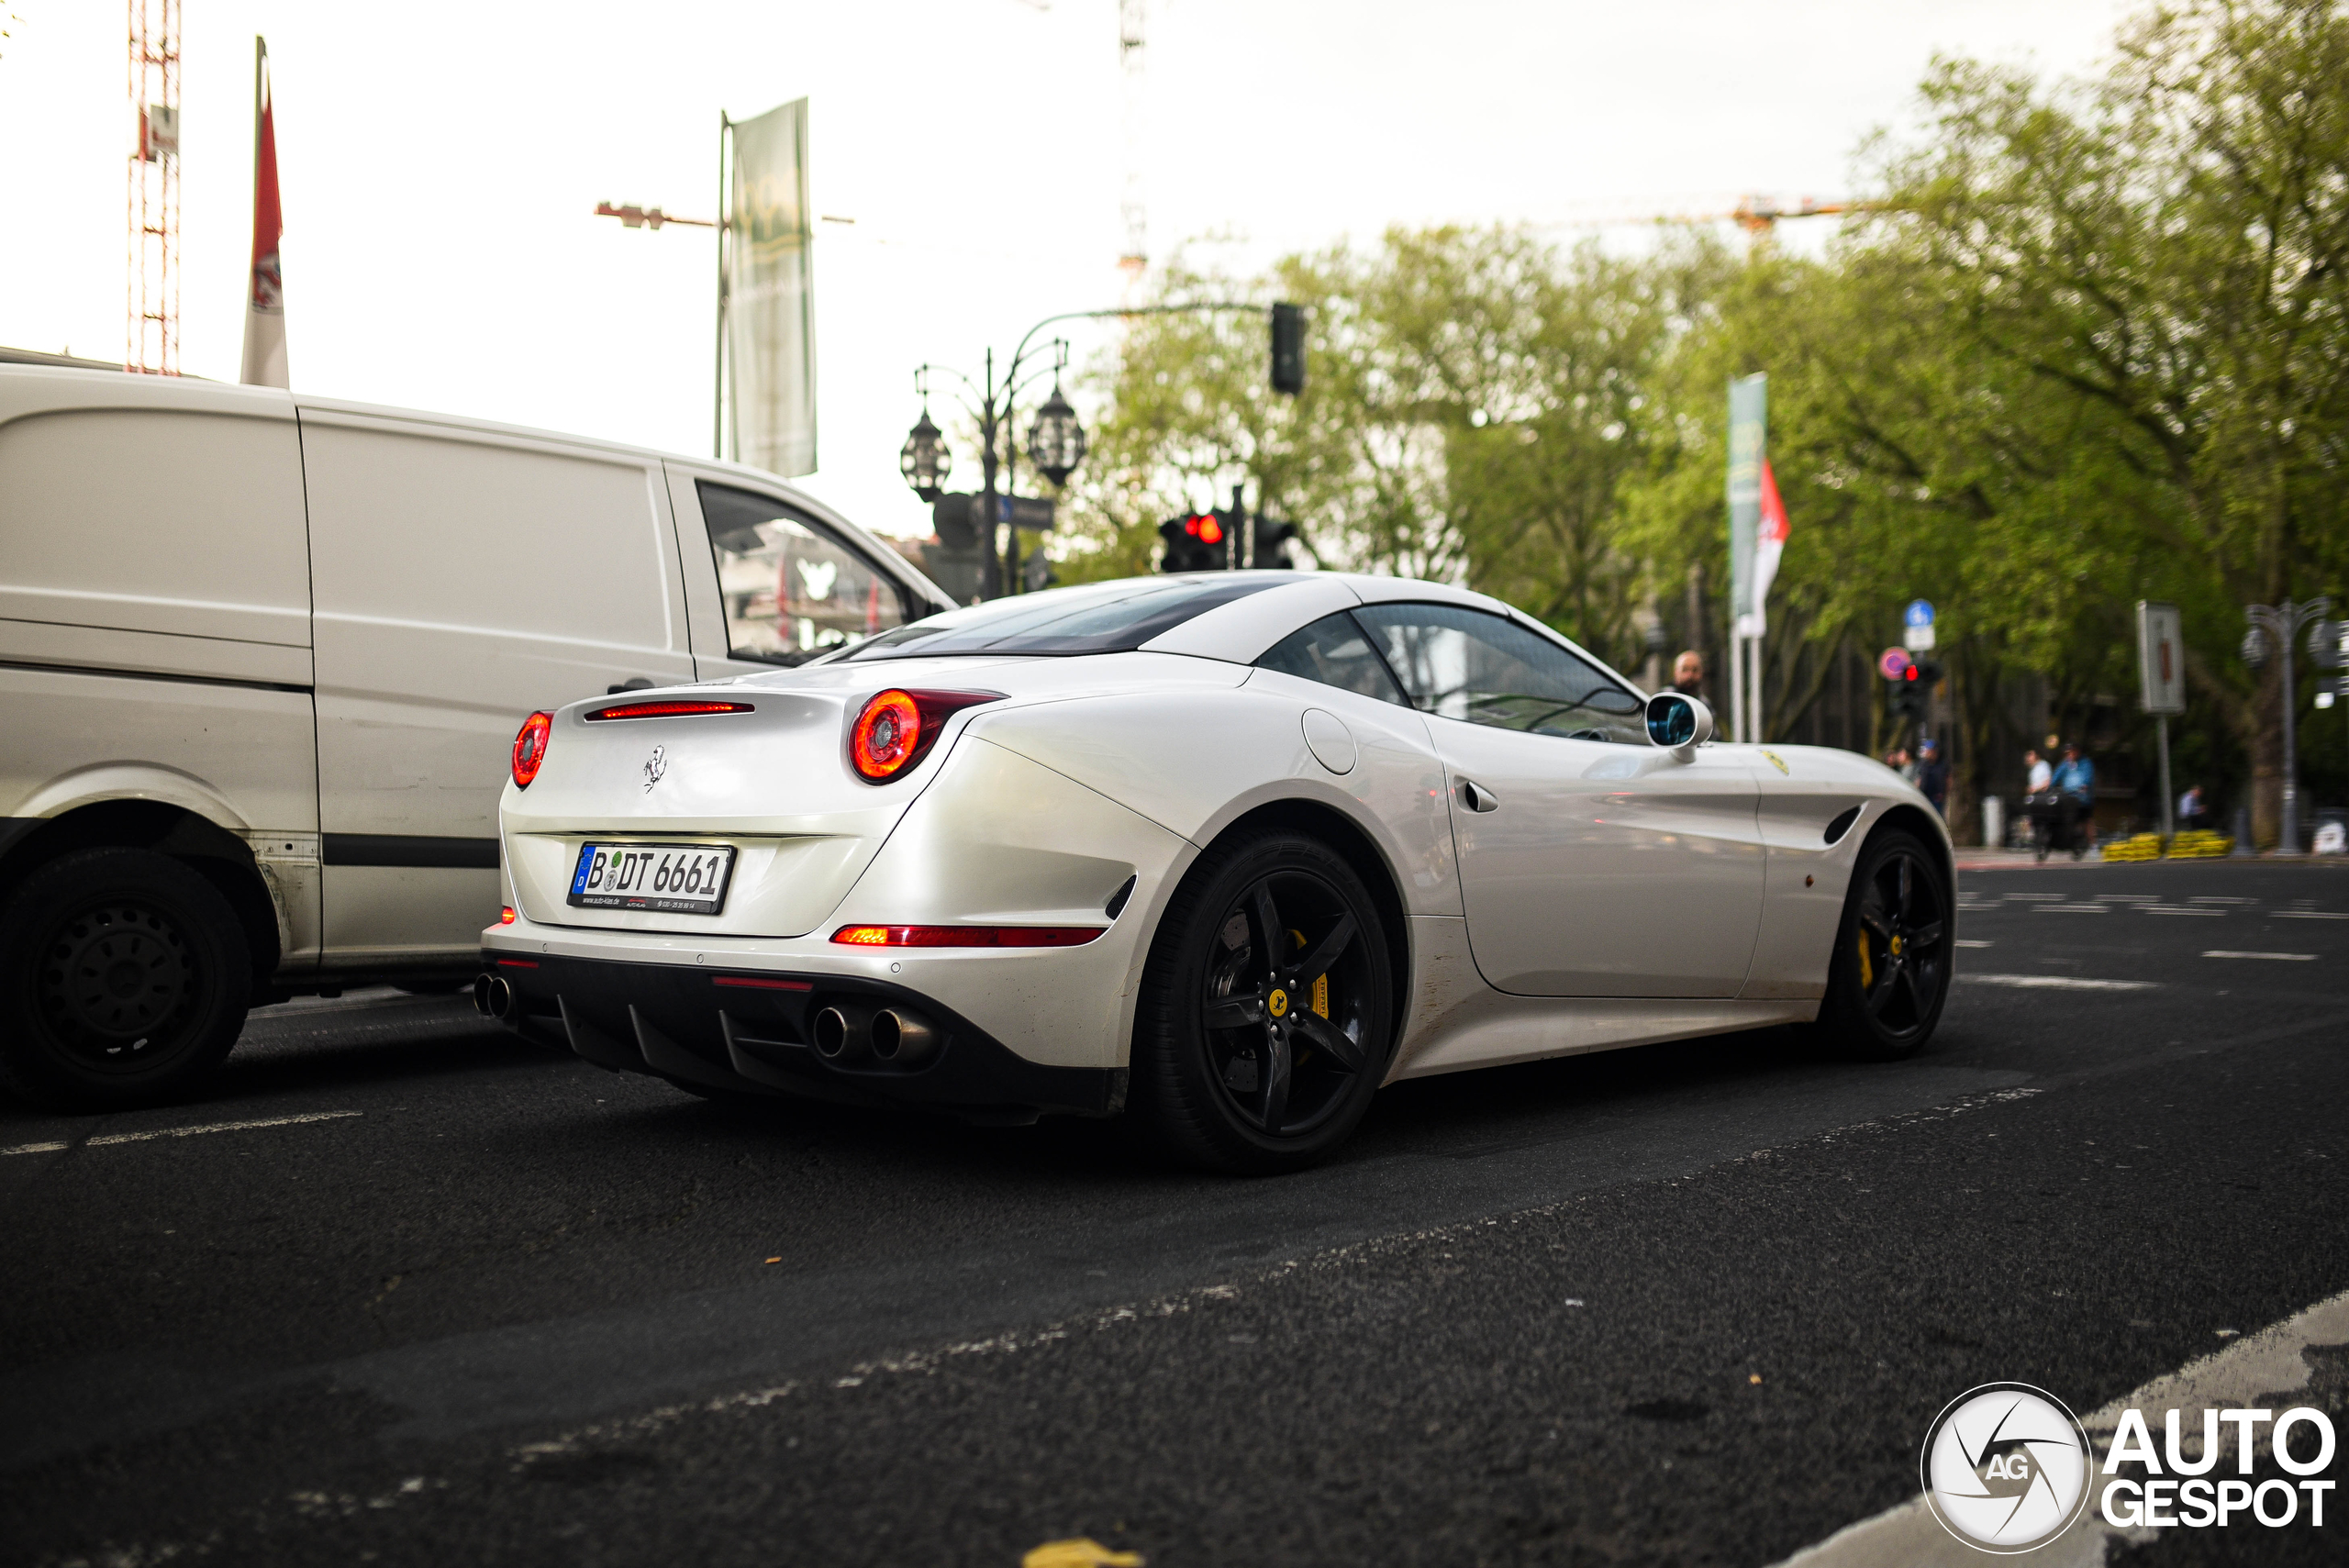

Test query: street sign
[1904,599,1934,628]
[1878,647,1912,681]
[2310,619,2349,671]
[2136,600,2185,715]
[990,495,1055,530]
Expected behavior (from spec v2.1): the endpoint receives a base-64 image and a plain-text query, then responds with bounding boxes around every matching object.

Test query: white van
[0,363,952,1110]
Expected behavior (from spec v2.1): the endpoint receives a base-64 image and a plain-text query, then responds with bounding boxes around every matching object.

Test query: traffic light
[1271,303,1307,395]
[1885,659,1928,729]
[1252,516,1298,570]
[1159,512,1230,573]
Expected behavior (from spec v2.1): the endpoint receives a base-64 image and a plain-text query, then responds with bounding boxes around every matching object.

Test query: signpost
[1903,599,1936,652]
[1726,375,1766,743]
[1877,647,1912,681]
[2137,601,2185,840]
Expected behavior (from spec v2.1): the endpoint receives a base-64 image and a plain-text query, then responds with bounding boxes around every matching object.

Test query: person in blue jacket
[2052,741,2097,850]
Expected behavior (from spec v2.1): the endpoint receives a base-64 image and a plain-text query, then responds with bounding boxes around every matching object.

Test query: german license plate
[567,842,736,916]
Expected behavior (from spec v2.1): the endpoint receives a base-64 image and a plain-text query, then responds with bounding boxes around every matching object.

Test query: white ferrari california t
[478,573,1954,1172]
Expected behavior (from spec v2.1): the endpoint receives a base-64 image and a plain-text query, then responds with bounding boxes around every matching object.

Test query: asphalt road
[4,859,2345,1566]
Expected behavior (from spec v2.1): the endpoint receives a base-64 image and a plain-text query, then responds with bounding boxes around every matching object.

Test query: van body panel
[0,405,310,650]
[298,408,701,964]
[0,617,313,690]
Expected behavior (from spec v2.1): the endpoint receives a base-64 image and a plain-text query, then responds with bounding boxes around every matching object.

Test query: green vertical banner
[727,98,817,477]
[1726,373,1766,633]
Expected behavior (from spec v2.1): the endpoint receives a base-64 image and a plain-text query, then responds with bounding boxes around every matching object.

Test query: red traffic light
[1185,514,1224,545]
[1903,665,1920,683]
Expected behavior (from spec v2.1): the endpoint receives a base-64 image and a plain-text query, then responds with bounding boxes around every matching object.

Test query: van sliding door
[299,410,695,971]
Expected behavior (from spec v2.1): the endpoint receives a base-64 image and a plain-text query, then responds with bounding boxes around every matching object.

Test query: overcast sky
[0,0,2130,539]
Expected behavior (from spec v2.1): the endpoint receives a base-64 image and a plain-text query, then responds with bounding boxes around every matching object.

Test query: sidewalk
[1951,845,2349,873]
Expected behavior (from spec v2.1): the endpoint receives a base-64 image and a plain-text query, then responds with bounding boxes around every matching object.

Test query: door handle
[1459,779,1500,813]
[607,677,656,695]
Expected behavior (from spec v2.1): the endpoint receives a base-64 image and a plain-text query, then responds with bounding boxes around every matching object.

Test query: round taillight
[852,690,923,781]
[511,710,553,788]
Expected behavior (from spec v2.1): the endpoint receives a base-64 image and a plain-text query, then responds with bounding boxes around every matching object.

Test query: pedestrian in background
[1886,745,1916,784]
[1916,738,1950,816]
[1671,650,1706,699]
[2177,783,2205,830]
[2024,747,2053,795]
[2053,741,2098,850]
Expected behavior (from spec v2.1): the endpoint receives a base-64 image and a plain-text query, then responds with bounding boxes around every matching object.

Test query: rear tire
[0,848,253,1111]
[1128,829,1394,1174]
[1806,829,1951,1062]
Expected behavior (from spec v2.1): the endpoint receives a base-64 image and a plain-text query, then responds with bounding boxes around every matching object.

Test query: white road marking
[2009,893,2070,902]
[2144,906,2225,916]
[2201,951,2316,962]
[1959,974,2158,991]
[1774,1285,2349,1567]
[1,1109,362,1157]
[2275,910,2349,919]
[2032,905,2110,914]
[1954,940,1993,948]
[2190,896,2257,905]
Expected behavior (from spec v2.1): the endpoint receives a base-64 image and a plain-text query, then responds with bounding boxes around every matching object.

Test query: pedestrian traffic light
[1159,512,1229,573]
[1886,659,1931,728]
[1252,516,1298,570]
[1271,303,1306,395]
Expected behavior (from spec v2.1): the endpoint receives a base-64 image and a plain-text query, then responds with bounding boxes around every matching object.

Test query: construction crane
[126,0,181,373]
[1119,0,1147,278]
[1655,194,1885,236]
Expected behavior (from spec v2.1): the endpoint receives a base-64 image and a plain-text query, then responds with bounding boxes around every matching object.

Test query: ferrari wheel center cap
[1267,988,1290,1018]
[1889,935,1905,956]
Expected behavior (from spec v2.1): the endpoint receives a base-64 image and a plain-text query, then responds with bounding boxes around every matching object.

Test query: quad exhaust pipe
[812,1002,940,1067]
[472,972,517,1022]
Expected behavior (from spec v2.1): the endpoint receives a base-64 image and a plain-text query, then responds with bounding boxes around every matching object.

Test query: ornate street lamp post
[899,338,1082,599]
[2244,596,2331,853]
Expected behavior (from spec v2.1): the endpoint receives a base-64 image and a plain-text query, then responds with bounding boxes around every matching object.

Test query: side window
[1352,603,1646,743]
[696,482,913,663]
[1256,612,1410,706]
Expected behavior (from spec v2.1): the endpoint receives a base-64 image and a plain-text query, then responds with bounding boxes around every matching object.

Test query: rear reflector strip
[830,924,1108,949]
[585,700,756,722]
[495,958,540,969]
[712,975,814,992]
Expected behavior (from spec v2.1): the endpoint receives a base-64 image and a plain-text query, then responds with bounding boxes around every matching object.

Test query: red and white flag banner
[239,37,288,389]
[1751,458,1789,636]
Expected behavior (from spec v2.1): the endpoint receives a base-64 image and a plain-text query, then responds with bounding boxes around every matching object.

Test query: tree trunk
[2251,657,2284,851]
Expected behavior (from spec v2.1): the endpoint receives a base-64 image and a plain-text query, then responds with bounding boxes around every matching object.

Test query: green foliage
[1056,0,2349,837]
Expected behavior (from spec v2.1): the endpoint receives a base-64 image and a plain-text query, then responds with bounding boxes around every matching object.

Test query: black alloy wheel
[1131,830,1393,1173]
[0,848,253,1111]
[1809,828,1951,1060]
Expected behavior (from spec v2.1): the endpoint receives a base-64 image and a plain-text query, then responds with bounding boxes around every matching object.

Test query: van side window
[696,483,914,663]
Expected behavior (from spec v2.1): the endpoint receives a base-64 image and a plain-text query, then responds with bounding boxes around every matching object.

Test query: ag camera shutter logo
[1920,1383,2093,1552]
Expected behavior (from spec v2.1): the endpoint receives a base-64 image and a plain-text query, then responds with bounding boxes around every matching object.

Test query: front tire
[0,848,253,1111]
[1129,829,1394,1174]
[1807,828,1951,1062]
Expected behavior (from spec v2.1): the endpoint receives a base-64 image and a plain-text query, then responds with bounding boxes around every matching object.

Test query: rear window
[836,575,1287,662]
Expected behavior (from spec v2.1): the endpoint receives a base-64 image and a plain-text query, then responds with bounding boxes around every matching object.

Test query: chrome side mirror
[1646,692,1714,759]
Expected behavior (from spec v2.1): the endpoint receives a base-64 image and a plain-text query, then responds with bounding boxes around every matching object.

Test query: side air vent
[1823,806,1863,846]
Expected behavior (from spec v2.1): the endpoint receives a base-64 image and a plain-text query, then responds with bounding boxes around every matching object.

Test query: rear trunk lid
[500,654,1244,937]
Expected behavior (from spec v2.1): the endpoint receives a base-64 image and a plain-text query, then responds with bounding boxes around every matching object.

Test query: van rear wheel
[0,848,252,1111]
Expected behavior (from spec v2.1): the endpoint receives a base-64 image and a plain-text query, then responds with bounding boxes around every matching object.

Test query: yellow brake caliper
[1291,930,1330,1018]
[1856,929,1874,989]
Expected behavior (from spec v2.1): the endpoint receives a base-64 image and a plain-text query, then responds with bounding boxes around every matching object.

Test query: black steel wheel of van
[0,848,252,1111]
